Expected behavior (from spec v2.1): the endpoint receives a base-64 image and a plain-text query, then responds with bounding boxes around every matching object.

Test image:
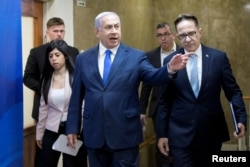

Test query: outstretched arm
[168,52,193,72]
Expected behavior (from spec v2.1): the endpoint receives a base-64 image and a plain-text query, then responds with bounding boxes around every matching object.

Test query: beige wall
[22,16,36,128]
[73,0,250,143]
[73,0,155,51]
[73,0,250,96]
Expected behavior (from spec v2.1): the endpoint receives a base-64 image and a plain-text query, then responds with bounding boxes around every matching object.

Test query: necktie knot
[105,49,112,57]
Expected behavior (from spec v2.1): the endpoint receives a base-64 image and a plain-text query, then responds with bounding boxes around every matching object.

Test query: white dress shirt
[186,44,202,89]
[98,42,119,78]
[161,42,177,66]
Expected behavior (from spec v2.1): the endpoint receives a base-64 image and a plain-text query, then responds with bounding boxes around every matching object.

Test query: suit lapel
[176,49,200,98]
[154,47,161,67]
[184,45,211,98]
[176,46,211,98]
[63,71,71,111]
[104,43,127,87]
[89,46,104,86]
[200,46,211,93]
[177,49,193,92]
[180,66,193,95]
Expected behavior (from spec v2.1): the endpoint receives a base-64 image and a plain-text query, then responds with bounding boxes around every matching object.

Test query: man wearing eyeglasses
[140,22,179,167]
[156,14,247,167]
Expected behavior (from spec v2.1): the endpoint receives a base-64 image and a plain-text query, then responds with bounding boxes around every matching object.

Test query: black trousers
[171,135,222,167]
[87,144,139,167]
[37,122,88,167]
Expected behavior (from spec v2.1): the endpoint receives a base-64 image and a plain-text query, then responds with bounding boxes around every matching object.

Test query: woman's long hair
[41,39,74,104]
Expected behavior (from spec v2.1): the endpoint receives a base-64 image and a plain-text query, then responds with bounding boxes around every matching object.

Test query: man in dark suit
[140,22,179,167]
[66,11,192,167]
[23,17,87,167]
[156,13,247,167]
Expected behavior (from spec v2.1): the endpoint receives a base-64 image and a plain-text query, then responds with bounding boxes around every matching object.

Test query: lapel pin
[206,54,209,58]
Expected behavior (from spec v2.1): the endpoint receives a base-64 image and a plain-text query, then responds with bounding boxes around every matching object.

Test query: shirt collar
[99,42,120,56]
[184,44,202,57]
[161,42,177,54]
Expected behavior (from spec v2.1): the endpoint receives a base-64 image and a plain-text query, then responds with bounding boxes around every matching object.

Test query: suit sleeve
[66,55,85,135]
[139,82,152,115]
[23,48,41,93]
[155,85,171,138]
[221,54,247,126]
[139,53,169,85]
[70,47,79,58]
[156,56,175,138]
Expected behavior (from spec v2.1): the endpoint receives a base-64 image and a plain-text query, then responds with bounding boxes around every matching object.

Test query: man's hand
[67,134,78,148]
[140,114,147,126]
[233,123,245,139]
[140,114,147,131]
[158,137,170,156]
[168,52,193,72]
[36,140,42,149]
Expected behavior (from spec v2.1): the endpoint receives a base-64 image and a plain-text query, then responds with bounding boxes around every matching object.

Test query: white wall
[22,16,36,128]
[43,0,74,45]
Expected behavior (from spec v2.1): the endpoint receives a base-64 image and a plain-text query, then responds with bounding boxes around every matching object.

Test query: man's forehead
[102,14,119,22]
[157,27,170,32]
[48,25,65,30]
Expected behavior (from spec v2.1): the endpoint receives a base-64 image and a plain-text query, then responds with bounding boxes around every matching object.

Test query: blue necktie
[103,50,112,85]
[190,54,199,97]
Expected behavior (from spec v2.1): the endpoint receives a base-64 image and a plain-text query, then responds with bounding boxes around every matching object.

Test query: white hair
[94,11,120,30]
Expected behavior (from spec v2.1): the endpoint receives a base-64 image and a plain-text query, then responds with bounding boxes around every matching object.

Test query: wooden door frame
[22,0,43,47]
[22,1,43,166]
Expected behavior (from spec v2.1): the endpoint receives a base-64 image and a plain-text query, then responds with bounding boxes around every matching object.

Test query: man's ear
[198,27,202,36]
[94,27,99,36]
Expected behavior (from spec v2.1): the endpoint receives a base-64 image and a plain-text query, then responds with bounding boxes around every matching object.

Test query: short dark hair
[174,14,199,30]
[156,22,174,33]
[46,17,65,29]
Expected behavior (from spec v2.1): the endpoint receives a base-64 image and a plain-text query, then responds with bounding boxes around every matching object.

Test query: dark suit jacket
[140,45,180,118]
[156,45,247,148]
[23,43,79,121]
[66,43,171,149]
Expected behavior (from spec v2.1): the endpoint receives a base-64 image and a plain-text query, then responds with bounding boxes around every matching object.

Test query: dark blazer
[66,43,170,149]
[23,43,79,121]
[140,45,180,117]
[156,45,247,148]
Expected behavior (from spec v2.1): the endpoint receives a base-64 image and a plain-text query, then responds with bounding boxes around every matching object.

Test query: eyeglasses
[156,33,172,38]
[177,31,197,41]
